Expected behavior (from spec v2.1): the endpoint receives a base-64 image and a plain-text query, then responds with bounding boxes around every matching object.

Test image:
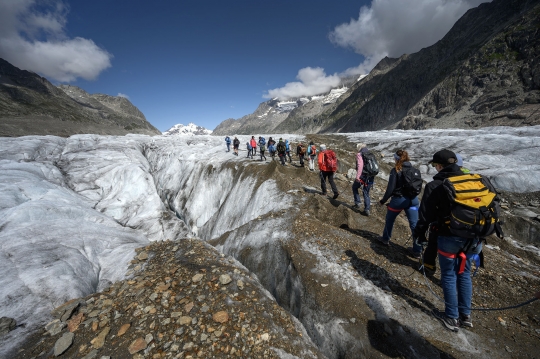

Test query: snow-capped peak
[163,123,213,136]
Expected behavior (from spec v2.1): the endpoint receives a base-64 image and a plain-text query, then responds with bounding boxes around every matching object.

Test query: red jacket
[318,151,329,171]
[250,138,257,148]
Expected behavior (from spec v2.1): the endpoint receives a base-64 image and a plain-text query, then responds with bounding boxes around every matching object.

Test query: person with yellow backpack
[414,149,503,332]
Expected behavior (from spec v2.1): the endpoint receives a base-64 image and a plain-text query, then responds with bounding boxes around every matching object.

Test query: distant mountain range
[163,122,213,136]
[0,58,160,137]
[214,0,540,135]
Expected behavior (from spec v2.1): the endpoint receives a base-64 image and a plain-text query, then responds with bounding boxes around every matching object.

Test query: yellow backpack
[442,174,504,239]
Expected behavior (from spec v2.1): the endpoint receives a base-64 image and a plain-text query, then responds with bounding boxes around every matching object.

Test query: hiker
[277,138,287,166]
[232,137,240,156]
[259,136,267,161]
[456,153,470,174]
[352,143,377,216]
[285,139,292,163]
[413,149,483,332]
[268,137,276,160]
[246,141,253,159]
[307,141,317,171]
[420,152,470,275]
[377,149,421,250]
[225,136,231,152]
[296,142,306,167]
[250,136,257,156]
[317,144,339,199]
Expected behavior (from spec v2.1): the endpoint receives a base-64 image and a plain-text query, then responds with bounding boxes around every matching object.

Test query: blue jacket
[225,137,231,144]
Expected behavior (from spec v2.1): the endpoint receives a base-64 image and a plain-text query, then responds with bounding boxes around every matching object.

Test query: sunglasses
[431,163,440,167]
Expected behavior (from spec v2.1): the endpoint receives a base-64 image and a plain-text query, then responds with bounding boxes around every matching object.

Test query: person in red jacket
[317,144,339,199]
[250,136,257,157]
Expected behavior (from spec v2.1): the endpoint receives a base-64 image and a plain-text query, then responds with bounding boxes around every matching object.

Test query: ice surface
[344,126,540,193]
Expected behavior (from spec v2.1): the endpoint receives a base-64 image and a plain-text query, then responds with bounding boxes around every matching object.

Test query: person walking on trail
[277,138,287,166]
[377,149,421,250]
[250,136,257,156]
[246,141,253,159]
[285,140,292,163]
[307,141,317,171]
[413,149,485,332]
[232,137,240,156]
[225,136,231,152]
[352,143,376,216]
[455,153,470,174]
[267,137,276,161]
[258,136,267,161]
[296,142,306,167]
[317,144,339,199]
[419,151,469,276]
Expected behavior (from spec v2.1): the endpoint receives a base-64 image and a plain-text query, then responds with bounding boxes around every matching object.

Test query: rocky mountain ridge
[0,58,160,137]
[213,0,540,135]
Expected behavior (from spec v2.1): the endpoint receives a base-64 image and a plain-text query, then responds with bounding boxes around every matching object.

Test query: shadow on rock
[367,319,457,359]
[344,249,435,315]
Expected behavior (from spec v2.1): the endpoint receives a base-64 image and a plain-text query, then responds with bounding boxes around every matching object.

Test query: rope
[418,252,539,311]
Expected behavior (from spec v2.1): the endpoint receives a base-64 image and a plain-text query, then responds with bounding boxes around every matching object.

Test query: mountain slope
[0,58,161,137]
[323,0,540,132]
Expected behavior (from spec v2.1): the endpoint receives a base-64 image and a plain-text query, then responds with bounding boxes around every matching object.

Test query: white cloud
[263,67,341,100]
[117,93,130,99]
[329,0,487,74]
[0,0,112,82]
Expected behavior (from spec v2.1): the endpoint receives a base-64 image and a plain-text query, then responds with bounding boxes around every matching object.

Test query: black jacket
[380,162,413,203]
[414,164,464,240]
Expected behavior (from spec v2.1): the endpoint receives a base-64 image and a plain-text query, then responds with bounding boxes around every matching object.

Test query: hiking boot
[352,204,360,209]
[432,309,459,332]
[362,210,370,216]
[332,192,339,199]
[459,314,473,328]
[320,192,328,196]
[407,247,421,259]
[377,237,390,246]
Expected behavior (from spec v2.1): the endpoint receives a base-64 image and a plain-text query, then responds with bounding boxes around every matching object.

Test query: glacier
[0,126,539,357]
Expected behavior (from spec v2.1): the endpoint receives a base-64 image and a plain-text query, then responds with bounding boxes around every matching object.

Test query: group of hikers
[224,135,319,168]
[225,135,507,332]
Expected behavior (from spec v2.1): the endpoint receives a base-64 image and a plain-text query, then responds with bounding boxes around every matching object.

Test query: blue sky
[0,0,485,132]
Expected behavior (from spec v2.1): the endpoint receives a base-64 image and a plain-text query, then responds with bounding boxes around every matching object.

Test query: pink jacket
[356,152,364,181]
[250,138,257,148]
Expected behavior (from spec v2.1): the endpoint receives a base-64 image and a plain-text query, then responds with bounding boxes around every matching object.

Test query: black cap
[428,149,457,165]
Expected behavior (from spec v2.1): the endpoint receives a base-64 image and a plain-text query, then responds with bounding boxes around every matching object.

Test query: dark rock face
[0,58,161,137]
[327,0,540,132]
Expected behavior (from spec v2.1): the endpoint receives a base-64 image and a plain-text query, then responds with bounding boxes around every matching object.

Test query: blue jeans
[438,235,482,319]
[352,178,373,210]
[226,143,230,151]
[382,196,419,249]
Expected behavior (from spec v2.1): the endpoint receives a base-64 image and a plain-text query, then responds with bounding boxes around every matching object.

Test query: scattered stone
[118,323,131,336]
[128,337,147,354]
[54,332,74,356]
[137,251,149,261]
[145,333,154,343]
[67,312,84,332]
[219,274,232,285]
[45,319,66,336]
[52,299,85,322]
[0,317,16,336]
[261,333,270,341]
[91,326,110,349]
[81,349,98,359]
[179,316,192,325]
[213,311,229,323]
[237,279,244,290]
[192,273,204,282]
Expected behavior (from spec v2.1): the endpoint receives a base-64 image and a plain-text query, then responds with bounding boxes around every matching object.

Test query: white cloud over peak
[117,93,130,99]
[329,0,486,75]
[263,67,341,100]
[265,0,486,100]
[0,0,112,82]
